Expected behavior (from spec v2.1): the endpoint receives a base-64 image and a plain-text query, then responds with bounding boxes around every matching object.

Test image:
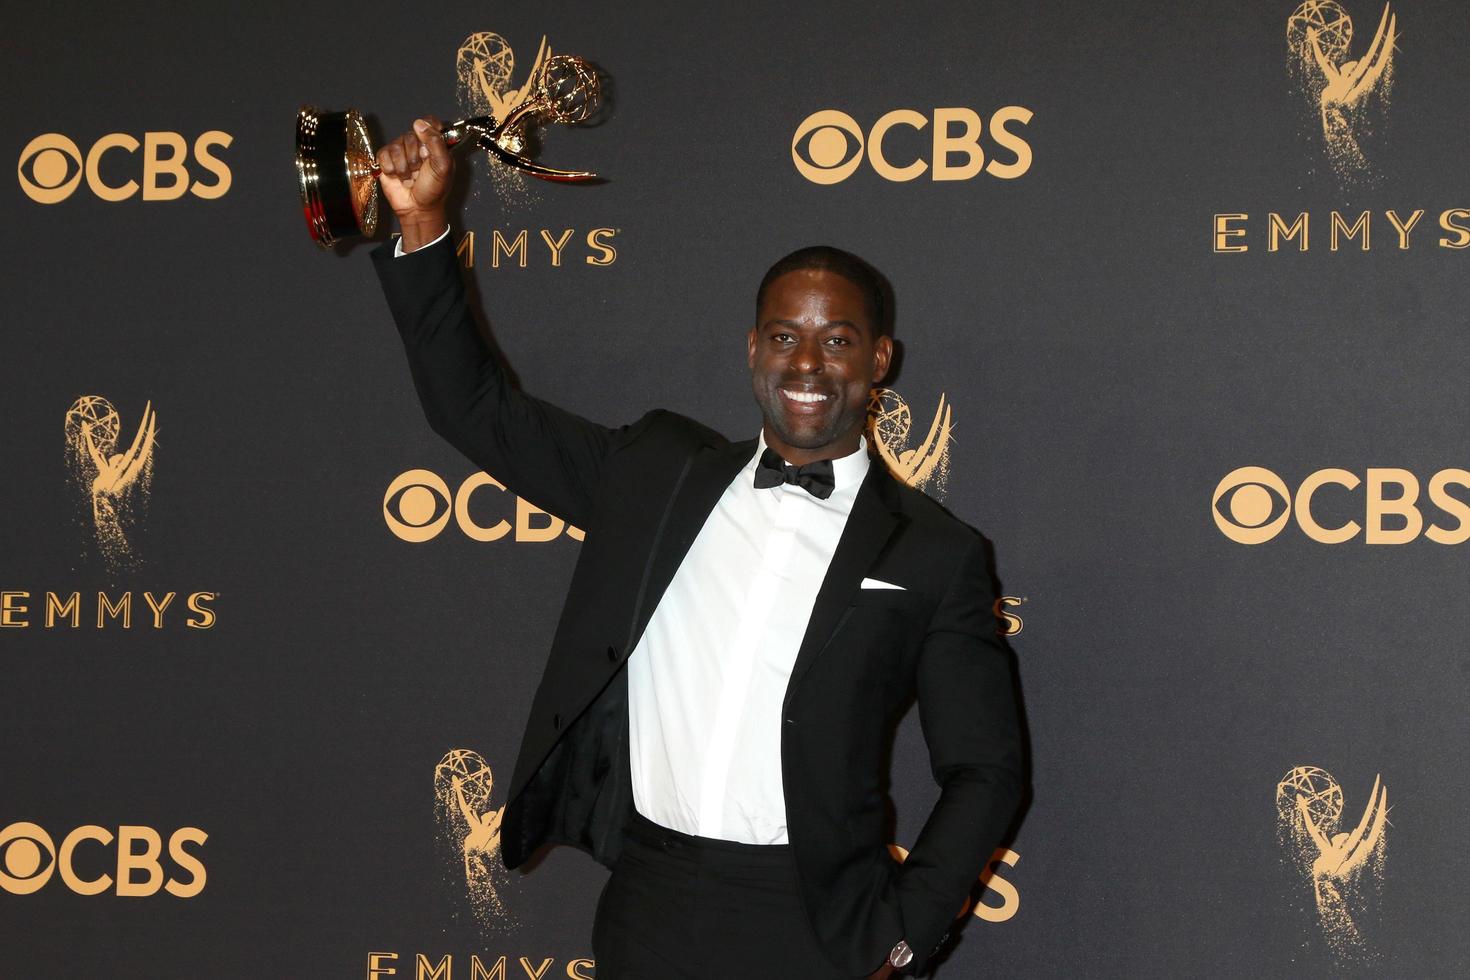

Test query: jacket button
[552,713,562,731]
[607,645,618,662]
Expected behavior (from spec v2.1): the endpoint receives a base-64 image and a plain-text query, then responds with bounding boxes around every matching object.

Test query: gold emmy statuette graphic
[434,749,512,929]
[1286,2,1398,180]
[295,43,599,248]
[64,395,157,571]
[867,388,954,498]
[1275,766,1390,961]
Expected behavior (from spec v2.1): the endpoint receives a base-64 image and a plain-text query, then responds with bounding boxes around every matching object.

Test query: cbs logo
[17,131,232,204]
[0,822,207,897]
[993,596,1026,636]
[1212,466,1470,544]
[792,107,1033,185]
[385,469,585,543]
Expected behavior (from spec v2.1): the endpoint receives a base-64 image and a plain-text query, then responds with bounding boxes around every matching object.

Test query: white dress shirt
[627,432,870,844]
[398,233,872,844]
[393,225,451,256]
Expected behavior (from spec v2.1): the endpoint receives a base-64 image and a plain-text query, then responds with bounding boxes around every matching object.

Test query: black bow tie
[753,447,836,500]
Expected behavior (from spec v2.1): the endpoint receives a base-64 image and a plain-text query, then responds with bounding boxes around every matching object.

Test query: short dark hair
[756,245,888,338]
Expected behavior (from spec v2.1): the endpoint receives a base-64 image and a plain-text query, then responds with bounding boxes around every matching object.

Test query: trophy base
[296,106,380,248]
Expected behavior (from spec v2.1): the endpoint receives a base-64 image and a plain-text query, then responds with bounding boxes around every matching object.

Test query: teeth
[782,389,829,403]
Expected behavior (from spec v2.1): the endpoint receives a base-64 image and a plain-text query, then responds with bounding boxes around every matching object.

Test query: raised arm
[371,116,619,527]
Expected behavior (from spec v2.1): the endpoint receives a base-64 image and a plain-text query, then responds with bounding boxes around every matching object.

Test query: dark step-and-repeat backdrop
[4,1,1466,977]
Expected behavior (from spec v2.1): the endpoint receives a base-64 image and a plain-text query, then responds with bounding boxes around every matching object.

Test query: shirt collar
[749,430,872,494]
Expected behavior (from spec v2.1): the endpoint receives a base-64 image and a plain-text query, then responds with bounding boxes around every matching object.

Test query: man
[373,117,1023,979]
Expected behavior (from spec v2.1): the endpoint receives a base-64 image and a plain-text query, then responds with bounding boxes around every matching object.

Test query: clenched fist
[376,115,455,252]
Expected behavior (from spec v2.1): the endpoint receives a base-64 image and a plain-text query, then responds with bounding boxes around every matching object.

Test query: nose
[791,334,824,374]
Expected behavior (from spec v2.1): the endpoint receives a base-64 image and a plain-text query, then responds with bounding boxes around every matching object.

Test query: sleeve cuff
[394,224,451,257]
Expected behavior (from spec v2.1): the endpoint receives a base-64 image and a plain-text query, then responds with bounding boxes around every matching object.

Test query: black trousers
[592,811,862,980]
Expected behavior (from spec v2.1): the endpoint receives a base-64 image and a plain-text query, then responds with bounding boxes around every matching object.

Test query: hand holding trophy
[295,52,601,249]
[376,116,456,253]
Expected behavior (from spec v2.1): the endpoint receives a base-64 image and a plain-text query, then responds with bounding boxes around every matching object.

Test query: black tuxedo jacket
[374,236,1022,976]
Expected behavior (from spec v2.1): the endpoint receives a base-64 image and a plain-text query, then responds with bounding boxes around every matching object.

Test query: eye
[0,825,55,891]
[386,480,450,528]
[793,123,862,173]
[20,145,80,191]
[383,469,453,542]
[790,110,865,185]
[1213,480,1288,529]
[1211,466,1292,544]
[17,134,84,203]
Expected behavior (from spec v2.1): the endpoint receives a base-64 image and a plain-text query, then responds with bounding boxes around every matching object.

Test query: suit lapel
[626,438,906,706]
[624,436,756,655]
[783,463,905,709]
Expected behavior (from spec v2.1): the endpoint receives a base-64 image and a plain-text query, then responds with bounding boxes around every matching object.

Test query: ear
[747,325,758,370]
[872,335,893,384]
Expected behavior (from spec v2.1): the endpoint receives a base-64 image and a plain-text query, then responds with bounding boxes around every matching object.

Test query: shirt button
[785,717,796,725]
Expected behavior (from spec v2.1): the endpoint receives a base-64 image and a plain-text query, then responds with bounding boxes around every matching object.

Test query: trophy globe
[295,53,602,248]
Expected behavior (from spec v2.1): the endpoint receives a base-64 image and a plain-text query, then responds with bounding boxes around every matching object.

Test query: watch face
[889,941,914,968]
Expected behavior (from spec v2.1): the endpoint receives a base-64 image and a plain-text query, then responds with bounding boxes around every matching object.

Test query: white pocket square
[860,577,905,590]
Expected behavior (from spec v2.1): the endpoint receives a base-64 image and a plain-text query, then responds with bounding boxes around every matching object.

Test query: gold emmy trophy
[295,54,600,248]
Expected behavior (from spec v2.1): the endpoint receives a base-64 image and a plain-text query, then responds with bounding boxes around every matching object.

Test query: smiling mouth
[779,387,832,405]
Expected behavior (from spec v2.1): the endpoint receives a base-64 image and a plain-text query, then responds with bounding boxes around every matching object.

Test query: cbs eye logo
[791,107,1034,185]
[384,469,585,543]
[17,130,232,204]
[1212,465,1470,545]
[0,821,207,897]
[1212,466,1292,544]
